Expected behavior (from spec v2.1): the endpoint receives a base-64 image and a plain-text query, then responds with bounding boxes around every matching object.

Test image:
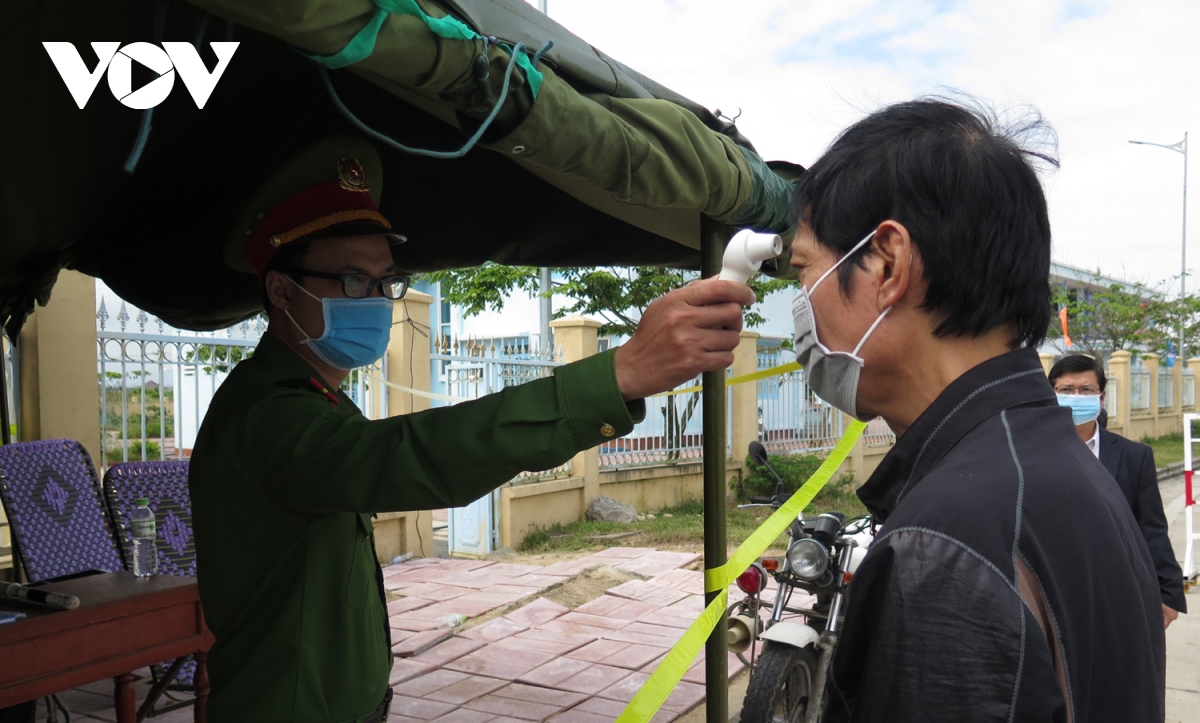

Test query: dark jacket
[1098,428,1187,612]
[826,349,1165,723]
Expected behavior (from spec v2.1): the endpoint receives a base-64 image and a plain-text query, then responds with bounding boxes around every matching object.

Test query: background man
[784,99,1164,722]
[1050,354,1187,628]
[190,136,756,722]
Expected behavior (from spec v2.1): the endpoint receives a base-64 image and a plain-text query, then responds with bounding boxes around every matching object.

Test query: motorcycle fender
[759,621,820,650]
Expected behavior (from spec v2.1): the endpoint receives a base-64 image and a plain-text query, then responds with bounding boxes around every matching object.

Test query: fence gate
[434,342,563,556]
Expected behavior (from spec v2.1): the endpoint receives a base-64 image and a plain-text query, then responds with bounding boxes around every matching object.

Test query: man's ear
[264,270,292,311]
[869,220,916,311]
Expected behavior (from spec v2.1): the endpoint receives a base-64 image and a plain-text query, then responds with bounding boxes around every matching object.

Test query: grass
[519,473,869,555]
[1143,431,1185,468]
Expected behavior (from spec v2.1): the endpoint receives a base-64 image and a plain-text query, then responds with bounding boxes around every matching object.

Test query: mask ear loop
[852,306,891,357]
[282,276,330,343]
[809,230,877,294]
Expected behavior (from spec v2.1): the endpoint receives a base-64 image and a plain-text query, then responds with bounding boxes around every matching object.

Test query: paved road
[1162,475,1199,723]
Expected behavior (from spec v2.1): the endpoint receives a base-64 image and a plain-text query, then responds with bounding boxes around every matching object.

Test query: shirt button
[599,424,616,438]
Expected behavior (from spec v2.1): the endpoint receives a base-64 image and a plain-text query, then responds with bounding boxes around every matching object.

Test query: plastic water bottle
[130,498,158,578]
[435,613,466,629]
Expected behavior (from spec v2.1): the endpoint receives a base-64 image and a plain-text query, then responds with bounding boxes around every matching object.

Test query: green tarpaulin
[0,0,799,335]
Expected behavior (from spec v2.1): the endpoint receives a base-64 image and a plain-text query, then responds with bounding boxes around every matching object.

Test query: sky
[526,0,1199,295]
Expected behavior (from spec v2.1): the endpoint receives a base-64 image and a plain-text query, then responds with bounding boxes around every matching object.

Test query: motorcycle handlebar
[750,496,774,504]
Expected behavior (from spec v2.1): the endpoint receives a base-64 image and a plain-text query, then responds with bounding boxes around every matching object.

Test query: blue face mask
[1057,393,1102,426]
[285,278,393,370]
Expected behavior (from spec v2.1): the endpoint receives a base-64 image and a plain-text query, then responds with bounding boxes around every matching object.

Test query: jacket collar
[252,332,353,406]
[857,347,1056,522]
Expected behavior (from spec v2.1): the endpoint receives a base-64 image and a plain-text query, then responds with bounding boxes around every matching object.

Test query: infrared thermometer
[717,230,784,284]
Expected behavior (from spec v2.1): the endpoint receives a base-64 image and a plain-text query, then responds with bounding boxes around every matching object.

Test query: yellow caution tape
[651,360,802,397]
[615,419,867,723]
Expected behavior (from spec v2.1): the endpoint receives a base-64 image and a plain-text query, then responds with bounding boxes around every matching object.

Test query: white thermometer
[717,230,784,284]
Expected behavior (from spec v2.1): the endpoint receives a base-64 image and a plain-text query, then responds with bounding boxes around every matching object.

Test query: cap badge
[337,156,370,192]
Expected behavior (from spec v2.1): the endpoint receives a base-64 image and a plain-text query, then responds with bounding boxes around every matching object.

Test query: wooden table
[0,572,213,722]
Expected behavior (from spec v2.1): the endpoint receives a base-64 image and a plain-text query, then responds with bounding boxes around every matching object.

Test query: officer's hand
[614,278,756,401]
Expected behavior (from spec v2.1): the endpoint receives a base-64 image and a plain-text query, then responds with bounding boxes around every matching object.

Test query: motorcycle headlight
[786,538,829,580]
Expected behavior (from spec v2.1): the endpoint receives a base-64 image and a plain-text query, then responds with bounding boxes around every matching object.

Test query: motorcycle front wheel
[739,641,819,723]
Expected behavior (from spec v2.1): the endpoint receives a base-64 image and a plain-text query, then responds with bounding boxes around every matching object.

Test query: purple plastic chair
[104,460,198,690]
[0,439,123,581]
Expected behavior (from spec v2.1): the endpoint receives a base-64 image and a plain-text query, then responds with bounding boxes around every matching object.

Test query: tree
[1049,274,1166,358]
[424,263,793,459]
[423,264,792,338]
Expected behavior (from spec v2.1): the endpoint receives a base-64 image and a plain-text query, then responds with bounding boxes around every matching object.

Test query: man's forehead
[1056,369,1100,385]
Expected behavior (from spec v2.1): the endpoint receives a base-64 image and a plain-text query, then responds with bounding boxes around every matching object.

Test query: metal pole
[701,215,729,723]
[1129,135,1189,360]
[536,0,551,354]
[1182,132,1189,362]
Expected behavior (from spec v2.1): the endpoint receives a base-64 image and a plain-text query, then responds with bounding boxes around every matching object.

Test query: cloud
[533,0,1199,290]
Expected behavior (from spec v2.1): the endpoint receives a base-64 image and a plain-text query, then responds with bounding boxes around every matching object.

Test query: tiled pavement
[37,548,779,722]
[381,548,780,722]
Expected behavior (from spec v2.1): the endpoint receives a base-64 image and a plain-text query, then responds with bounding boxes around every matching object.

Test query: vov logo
[43,42,239,110]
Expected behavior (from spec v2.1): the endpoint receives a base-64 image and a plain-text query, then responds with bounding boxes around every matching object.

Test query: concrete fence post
[386,290,433,416]
[1109,350,1132,432]
[17,270,101,465]
[730,332,761,477]
[550,316,602,516]
[1038,352,1057,375]
[379,290,434,558]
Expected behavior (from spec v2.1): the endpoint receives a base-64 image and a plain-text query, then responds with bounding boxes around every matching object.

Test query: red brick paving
[67,547,759,722]
[393,628,453,657]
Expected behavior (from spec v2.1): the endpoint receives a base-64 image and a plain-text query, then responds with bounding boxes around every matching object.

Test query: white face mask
[791,230,891,421]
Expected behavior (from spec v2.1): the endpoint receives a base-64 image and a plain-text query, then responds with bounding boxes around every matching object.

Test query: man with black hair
[785,99,1164,722]
[1049,354,1186,628]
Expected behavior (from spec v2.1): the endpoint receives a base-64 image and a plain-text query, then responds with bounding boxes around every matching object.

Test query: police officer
[189,136,754,722]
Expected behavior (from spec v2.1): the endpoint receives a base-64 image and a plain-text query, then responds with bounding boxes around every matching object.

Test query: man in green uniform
[189,136,755,722]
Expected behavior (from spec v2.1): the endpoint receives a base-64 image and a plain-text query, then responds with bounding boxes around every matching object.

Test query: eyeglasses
[1054,386,1102,395]
[288,270,410,300]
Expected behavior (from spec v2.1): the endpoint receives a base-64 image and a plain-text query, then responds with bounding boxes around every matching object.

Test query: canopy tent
[1,1,805,718]
[0,0,799,337]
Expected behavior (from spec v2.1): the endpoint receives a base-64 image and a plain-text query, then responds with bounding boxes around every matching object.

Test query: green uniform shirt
[190,333,643,722]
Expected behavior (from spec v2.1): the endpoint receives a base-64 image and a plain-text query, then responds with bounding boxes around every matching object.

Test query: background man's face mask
[1057,393,1103,426]
[285,277,393,370]
[792,230,891,421]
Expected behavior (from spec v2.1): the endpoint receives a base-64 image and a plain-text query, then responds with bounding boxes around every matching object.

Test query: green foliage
[736,451,867,518]
[1049,271,1200,358]
[424,263,793,338]
[105,440,162,464]
[517,498,792,554]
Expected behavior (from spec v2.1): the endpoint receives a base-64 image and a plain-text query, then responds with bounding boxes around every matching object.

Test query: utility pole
[1128,130,1185,360]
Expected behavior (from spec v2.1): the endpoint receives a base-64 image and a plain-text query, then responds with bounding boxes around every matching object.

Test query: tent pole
[701,216,729,723]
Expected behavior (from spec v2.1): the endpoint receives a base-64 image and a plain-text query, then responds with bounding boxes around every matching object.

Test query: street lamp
[1129,133,1189,361]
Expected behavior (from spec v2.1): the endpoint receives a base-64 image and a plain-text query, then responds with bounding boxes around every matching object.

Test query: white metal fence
[599,375,733,468]
[1130,370,1151,411]
[1159,369,1174,410]
[430,336,569,482]
[97,301,384,471]
[755,345,846,454]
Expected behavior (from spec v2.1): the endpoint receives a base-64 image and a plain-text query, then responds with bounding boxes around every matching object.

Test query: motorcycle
[733,441,873,723]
